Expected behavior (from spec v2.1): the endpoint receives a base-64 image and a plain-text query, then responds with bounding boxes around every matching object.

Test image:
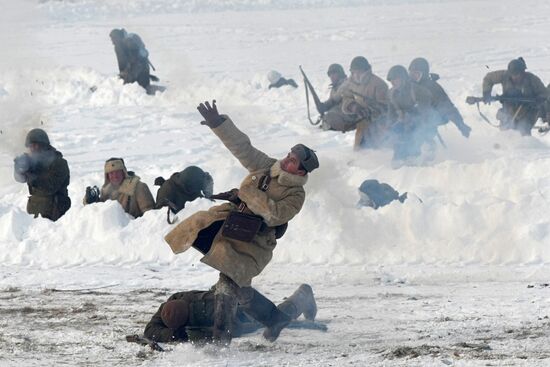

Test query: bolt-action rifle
[299,66,323,126]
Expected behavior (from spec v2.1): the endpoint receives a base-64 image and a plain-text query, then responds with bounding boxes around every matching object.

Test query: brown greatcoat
[340,71,389,148]
[165,117,307,287]
[416,76,467,131]
[320,77,359,132]
[482,70,547,135]
[388,81,433,125]
[99,159,155,218]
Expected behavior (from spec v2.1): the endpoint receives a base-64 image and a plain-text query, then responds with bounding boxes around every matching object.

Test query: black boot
[212,274,238,345]
[237,288,291,342]
[212,293,237,345]
[277,284,317,321]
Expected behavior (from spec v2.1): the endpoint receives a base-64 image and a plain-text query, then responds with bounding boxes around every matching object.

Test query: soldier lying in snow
[357,180,407,209]
[83,158,155,218]
[267,70,298,89]
[144,284,317,343]
[154,166,214,213]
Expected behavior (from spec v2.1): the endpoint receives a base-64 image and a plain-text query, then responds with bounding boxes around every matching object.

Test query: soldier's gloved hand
[197,100,225,128]
[458,123,472,138]
[84,185,100,204]
[482,92,492,105]
[202,172,214,198]
[14,153,31,174]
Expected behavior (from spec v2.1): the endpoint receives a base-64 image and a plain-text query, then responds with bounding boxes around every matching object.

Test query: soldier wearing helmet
[317,63,359,132]
[481,57,547,135]
[386,65,437,164]
[340,56,389,150]
[408,57,471,138]
[13,128,71,221]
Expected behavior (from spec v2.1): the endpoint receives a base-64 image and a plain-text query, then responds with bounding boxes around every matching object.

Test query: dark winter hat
[387,65,410,82]
[408,57,430,75]
[25,128,50,147]
[327,63,346,78]
[291,144,319,173]
[161,300,190,330]
[349,56,371,72]
[507,57,527,74]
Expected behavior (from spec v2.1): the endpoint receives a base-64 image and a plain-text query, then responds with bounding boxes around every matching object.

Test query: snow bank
[2,0,550,270]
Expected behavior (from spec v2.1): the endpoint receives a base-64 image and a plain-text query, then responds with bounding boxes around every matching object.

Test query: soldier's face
[28,143,42,154]
[409,70,422,82]
[108,170,125,186]
[280,152,306,176]
[328,72,341,84]
[390,78,403,89]
[350,69,365,83]
[511,73,524,83]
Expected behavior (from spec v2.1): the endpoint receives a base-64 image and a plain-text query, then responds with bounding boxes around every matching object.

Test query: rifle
[466,95,543,128]
[466,95,540,105]
[299,66,323,126]
[125,334,165,352]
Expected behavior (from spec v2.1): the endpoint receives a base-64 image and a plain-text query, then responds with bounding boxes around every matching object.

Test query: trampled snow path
[2,0,550,365]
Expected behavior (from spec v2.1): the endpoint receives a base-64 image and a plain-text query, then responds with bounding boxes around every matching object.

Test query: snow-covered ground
[2,0,550,365]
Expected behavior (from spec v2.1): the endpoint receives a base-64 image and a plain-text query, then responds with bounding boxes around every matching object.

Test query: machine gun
[299,66,323,126]
[465,95,542,128]
[466,95,540,106]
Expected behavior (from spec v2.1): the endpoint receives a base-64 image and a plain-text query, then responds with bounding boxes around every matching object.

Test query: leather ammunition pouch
[222,210,263,242]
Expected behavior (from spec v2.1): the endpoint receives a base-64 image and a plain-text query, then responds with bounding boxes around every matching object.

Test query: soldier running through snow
[386,65,437,165]
[13,129,71,221]
[318,63,360,132]
[408,57,471,138]
[144,284,317,343]
[340,56,389,150]
[83,158,155,218]
[164,100,319,344]
[481,57,547,136]
[109,28,159,94]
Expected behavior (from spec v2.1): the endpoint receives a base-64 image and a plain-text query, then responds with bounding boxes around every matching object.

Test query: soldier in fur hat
[164,100,319,344]
[84,158,155,218]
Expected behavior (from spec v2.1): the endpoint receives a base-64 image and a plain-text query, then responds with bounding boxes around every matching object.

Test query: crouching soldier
[408,57,471,138]
[164,100,319,344]
[386,65,437,164]
[13,128,71,221]
[154,166,214,213]
[318,63,359,132]
[83,158,154,218]
[481,57,547,136]
[341,56,389,150]
[144,284,317,343]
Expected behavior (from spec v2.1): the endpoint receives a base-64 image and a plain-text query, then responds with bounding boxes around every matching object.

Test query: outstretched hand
[197,100,225,128]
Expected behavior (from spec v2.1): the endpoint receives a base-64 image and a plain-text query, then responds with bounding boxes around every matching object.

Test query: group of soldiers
[13,129,214,222]
[308,55,550,165]
[13,101,321,345]
[14,26,550,348]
